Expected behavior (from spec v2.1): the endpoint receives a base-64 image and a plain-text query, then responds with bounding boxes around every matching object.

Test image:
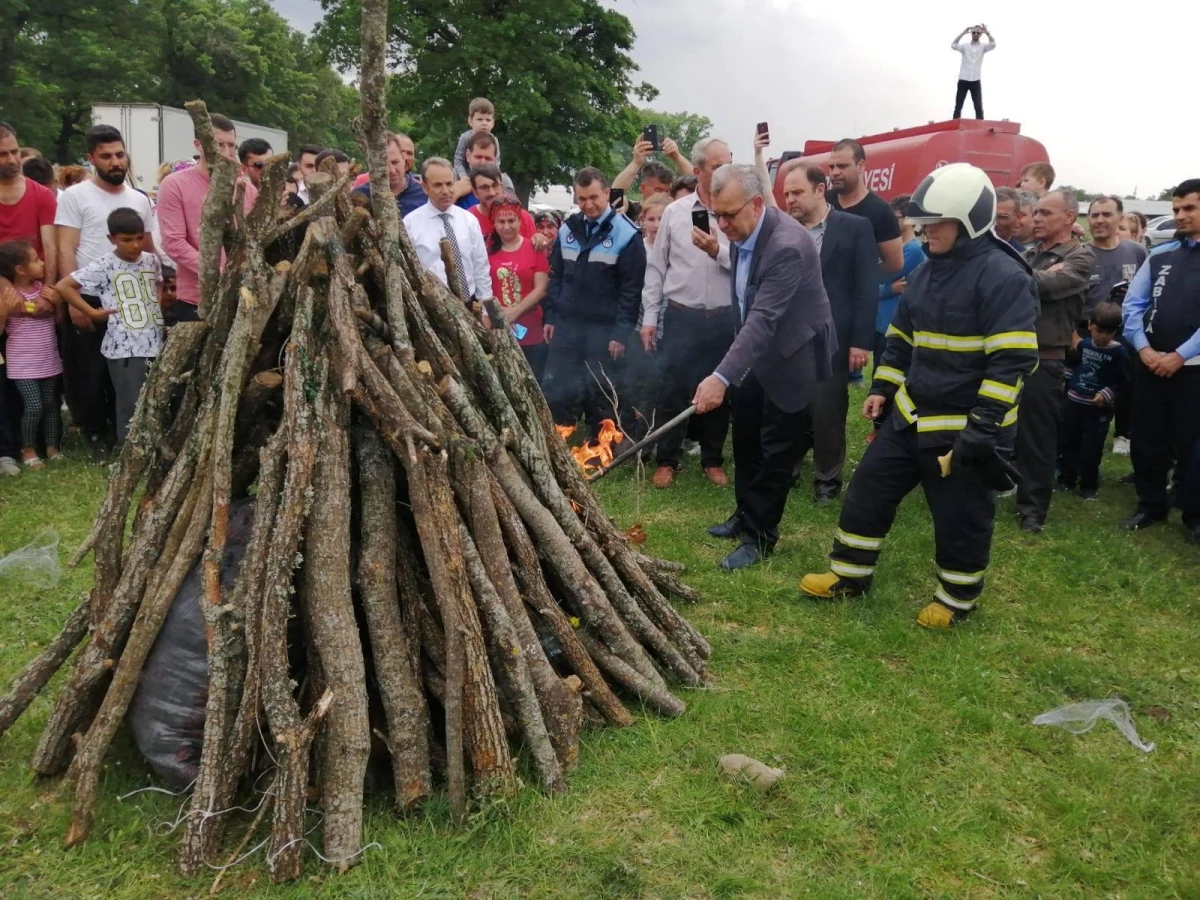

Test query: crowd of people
[1,95,1197,628]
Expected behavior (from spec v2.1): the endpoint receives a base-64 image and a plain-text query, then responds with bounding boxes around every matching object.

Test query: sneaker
[0,456,20,476]
[1112,436,1131,456]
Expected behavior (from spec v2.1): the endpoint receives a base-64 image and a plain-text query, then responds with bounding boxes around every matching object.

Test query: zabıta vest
[1144,240,1200,353]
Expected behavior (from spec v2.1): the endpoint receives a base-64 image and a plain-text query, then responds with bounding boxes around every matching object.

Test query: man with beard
[823,139,904,275]
[158,114,257,325]
[55,124,156,456]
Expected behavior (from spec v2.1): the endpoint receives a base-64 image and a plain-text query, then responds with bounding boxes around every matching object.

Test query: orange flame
[556,424,577,442]
[569,419,625,474]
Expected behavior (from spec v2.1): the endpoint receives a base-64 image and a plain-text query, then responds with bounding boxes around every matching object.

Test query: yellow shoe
[917,602,960,629]
[798,571,867,599]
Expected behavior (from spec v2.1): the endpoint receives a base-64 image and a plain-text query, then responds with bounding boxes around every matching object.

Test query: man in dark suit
[692,164,838,570]
[783,164,879,503]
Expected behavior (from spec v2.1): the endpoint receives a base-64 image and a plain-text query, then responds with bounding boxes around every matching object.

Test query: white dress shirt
[641,193,732,328]
[953,37,995,81]
[403,200,493,300]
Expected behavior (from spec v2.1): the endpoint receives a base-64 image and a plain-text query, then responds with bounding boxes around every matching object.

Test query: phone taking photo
[691,209,710,233]
[756,122,770,141]
[641,124,661,152]
[608,187,625,209]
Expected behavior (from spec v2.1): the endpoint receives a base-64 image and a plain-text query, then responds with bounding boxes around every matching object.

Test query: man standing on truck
[823,139,904,276]
[951,24,995,120]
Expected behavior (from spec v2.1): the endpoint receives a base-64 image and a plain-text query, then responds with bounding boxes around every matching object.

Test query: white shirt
[641,193,731,327]
[953,37,995,82]
[72,251,165,359]
[55,180,154,268]
[403,201,493,300]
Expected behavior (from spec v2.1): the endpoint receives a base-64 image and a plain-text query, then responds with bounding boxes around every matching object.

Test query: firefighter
[799,163,1039,628]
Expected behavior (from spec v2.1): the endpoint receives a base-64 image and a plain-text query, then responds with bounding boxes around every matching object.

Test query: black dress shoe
[813,484,841,506]
[1019,516,1043,533]
[707,514,745,540]
[1123,510,1166,531]
[719,541,772,571]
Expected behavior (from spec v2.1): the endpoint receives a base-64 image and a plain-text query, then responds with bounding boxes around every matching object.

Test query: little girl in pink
[0,240,63,467]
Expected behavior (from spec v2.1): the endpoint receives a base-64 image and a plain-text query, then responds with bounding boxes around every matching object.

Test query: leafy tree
[606,107,714,197]
[0,0,359,163]
[1056,184,1092,202]
[315,0,656,203]
[1156,187,1176,201]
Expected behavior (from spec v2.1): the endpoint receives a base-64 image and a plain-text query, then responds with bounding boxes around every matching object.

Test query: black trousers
[1016,359,1065,524]
[521,342,548,384]
[829,417,996,611]
[798,346,851,489]
[731,374,808,548]
[1131,365,1200,520]
[541,319,625,436]
[1058,400,1112,490]
[656,304,732,469]
[0,338,23,458]
[622,329,665,441]
[953,79,984,119]
[61,298,115,442]
[1177,429,1200,528]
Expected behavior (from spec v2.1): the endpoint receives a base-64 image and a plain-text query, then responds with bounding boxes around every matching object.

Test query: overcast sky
[272,0,1198,197]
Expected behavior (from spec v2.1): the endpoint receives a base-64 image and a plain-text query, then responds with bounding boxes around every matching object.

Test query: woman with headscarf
[487,194,550,379]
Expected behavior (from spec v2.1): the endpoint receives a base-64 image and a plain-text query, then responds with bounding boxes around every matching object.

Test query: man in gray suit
[783,164,879,503]
[693,164,838,570]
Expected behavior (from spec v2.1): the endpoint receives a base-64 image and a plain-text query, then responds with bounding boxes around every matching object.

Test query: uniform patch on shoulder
[602,237,614,249]
[565,232,576,244]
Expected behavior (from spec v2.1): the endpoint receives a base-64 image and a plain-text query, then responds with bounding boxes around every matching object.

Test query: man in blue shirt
[352,132,426,218]
[1120,178,1200,541]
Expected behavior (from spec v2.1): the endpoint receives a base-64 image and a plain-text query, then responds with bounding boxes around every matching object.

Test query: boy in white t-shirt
[56,207,164,445]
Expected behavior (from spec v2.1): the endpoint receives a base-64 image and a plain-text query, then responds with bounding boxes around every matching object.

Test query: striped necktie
[438,212,469,298]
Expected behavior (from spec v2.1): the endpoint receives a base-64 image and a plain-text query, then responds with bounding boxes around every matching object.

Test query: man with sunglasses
[238,138,273,188]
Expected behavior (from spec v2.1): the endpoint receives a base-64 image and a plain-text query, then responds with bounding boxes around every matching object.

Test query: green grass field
[1,412,1198,899]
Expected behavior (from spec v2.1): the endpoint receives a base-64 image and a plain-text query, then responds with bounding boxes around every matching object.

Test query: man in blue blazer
[692,164,838,570]
[783,164,879,503]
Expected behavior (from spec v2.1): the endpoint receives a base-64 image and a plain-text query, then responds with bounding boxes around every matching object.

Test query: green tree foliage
[1156,187,1177,201]
[606,107,714,192]
[0,0,358,163]
[315,0,656,203]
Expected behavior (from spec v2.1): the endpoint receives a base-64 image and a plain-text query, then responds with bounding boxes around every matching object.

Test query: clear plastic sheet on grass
[1032,699,1155,752]
[0,531,61,590]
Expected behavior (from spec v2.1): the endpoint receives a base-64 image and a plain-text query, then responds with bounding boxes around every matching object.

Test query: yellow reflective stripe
[832,560,875,579]
[938,567,985,586]
[984,331,1039,353]
[978,379,1019,405]
[835,529,884,551]
[917,415,968,433]
[913,331,985,352]
[874,366,906,386]
[935,584,976,611]
[886,324,913,346]
[895,386,917,423]
[1002,407,1018,427]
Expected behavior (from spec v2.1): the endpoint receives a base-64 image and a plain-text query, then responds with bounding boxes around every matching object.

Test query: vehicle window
[1157,219,1175,231]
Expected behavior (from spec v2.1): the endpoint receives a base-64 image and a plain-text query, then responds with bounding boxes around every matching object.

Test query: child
[0,241,64,467]
[160,265,180,326]
[453,98,500,179]
[56,207,164,447]
[1057,301,1130,500]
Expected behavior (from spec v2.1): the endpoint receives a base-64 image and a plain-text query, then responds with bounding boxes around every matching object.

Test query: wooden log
[354,425,432,811]
[302,384,370,871]
[185,102,239,321]
[0,597,90,739]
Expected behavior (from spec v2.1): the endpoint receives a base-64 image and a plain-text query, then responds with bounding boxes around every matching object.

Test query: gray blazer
[716,208,838,414]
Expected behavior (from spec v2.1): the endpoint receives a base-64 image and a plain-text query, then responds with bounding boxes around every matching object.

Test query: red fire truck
[769,119,1051,203]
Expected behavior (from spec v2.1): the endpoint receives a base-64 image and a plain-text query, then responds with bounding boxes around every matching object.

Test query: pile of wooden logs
[0,0,705,882]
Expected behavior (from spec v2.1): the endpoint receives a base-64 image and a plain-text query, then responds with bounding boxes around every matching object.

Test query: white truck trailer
[90,103,288,192]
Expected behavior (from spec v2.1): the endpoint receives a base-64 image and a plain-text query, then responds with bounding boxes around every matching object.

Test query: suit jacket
[716,207,838,414]
[819,208,879,353]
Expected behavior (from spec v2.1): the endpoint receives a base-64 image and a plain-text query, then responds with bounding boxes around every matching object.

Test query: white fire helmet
[904,163,996,240]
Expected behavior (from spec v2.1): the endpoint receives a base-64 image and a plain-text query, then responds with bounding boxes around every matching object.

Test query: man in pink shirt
[157,113,258,323]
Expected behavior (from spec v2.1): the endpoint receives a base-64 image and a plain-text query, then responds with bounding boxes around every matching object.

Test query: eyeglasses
[713,199,753,222]
[247,162,266,170]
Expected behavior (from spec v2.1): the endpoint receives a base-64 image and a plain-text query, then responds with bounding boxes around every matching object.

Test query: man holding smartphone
[640,137,735,488]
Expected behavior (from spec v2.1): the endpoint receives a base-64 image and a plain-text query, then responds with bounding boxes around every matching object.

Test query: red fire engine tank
[770,119,1050,204]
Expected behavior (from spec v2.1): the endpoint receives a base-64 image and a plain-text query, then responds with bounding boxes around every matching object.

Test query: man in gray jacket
[692,164,837,570]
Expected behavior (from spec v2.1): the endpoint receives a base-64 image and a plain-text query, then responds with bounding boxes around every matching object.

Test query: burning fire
[565,419,625,474]
[556,424,576,442]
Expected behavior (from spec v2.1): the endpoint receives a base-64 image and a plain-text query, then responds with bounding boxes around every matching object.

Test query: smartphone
[511,323,528,340]
[756,121,769,136]
[608,187,625,209]
[641,124,661,152]
[691,209,710,233]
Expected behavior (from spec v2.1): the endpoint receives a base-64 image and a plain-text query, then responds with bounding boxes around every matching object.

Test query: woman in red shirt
[488,195,549,380]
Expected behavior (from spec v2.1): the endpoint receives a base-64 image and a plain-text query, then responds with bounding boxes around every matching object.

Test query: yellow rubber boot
[798,571,866,599]
[917,601,962,629]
